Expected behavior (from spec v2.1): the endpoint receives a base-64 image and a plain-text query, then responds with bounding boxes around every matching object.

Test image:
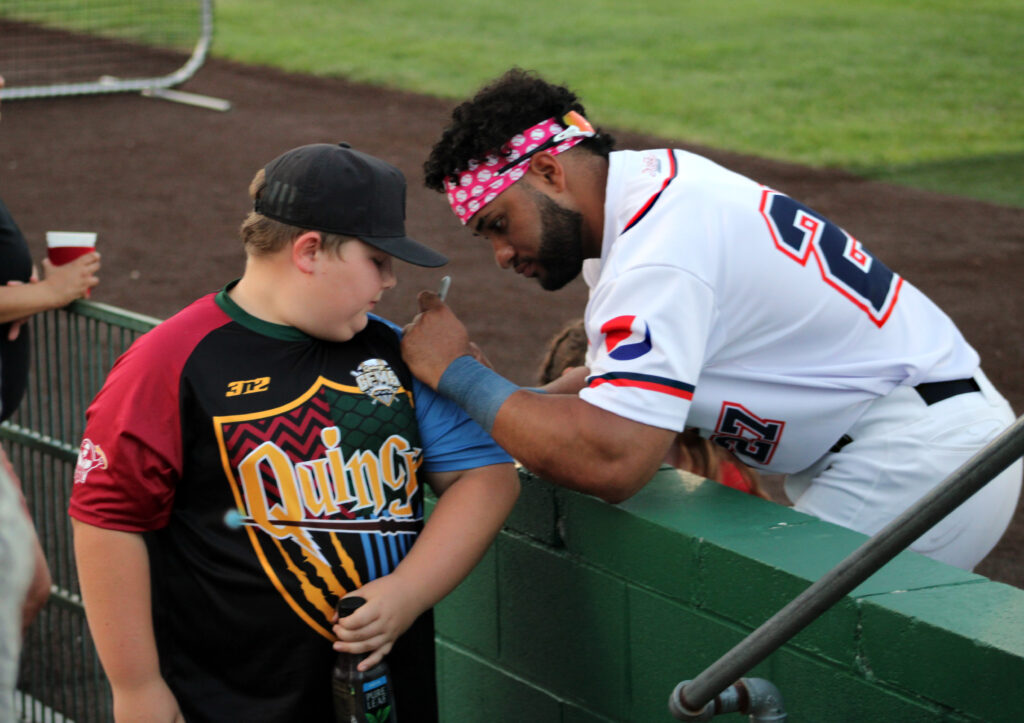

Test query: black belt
[830,377,981,454]
[915,377,980,405]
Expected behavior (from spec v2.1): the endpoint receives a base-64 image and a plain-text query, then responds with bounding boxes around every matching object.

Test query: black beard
[533,192,585,291]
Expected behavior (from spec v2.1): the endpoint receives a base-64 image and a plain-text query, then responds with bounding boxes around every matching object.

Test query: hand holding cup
[45,231,100,299]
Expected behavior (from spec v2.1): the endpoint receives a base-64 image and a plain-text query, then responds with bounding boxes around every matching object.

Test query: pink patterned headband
[444,111,596,225]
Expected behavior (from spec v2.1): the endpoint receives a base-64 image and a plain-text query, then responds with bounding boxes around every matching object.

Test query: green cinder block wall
[429,467,1024,722]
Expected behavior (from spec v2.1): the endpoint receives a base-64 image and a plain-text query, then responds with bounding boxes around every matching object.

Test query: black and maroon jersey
[70,284,510,722]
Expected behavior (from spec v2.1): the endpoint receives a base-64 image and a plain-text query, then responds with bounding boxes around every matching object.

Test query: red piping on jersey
[620,150,678,235]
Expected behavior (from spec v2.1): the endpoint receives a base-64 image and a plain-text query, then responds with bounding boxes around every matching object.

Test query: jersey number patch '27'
[710,402,786,465]
[759,189,903,327]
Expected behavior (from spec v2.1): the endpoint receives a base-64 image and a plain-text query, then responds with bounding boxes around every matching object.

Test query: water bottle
[332,596,398,723]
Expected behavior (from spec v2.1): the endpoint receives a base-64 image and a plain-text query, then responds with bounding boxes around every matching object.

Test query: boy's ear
[292,231,323,274]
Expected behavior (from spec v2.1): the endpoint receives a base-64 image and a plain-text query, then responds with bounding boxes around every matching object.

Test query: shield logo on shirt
[601,315,653,361]
[351,358,402,406]
[213,376,423,639]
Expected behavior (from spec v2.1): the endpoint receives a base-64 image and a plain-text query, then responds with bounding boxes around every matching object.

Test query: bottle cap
[336,596,366,618]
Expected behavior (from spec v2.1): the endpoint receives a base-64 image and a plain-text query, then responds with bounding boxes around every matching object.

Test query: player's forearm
[434,357,647,490]
[71,520,165,692]
[491,391,669,501]
[391,463,519,610]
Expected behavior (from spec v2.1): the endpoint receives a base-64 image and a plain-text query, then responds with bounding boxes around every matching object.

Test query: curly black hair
[423,68,616,192]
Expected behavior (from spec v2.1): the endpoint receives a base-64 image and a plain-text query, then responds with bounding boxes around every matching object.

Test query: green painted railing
[3,300,160,723]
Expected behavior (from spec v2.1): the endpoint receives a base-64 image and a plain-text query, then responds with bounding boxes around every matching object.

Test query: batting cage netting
[0,0,213,100]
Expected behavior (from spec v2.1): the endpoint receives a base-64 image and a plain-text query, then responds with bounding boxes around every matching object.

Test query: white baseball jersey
[579,149,979,474]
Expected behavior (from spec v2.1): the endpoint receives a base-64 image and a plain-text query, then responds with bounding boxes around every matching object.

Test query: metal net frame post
[0,0,214,101]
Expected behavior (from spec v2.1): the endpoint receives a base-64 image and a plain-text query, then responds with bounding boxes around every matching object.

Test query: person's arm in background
[71,520,184,723]
[538,365,589,395]
[0,446,52,630]
[0,77,98,334]
[332,462,519,670]
[20,536,50,631]
[0,254,100,337]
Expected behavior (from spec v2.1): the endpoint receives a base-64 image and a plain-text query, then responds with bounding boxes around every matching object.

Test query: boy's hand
[331,574,423,671]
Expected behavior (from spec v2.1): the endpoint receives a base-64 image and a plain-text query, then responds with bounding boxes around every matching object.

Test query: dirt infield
[1,58,1021,586]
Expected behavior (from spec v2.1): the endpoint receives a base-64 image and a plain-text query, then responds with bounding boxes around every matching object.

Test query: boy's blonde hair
[239,168,353,256]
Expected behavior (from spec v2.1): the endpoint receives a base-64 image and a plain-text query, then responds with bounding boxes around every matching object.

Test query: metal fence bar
[3,300,159,723]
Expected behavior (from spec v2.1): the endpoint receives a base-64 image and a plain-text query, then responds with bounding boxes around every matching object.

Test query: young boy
[69,142,519,722]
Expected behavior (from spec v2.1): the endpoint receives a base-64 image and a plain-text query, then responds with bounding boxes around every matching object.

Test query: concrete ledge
[432,466,1023,721]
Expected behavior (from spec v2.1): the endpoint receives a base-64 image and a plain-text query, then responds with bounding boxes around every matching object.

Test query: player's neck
[573,155,608,258]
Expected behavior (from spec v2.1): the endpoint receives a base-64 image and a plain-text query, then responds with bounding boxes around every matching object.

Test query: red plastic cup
[46,231,97,297]
[46,231,97,265]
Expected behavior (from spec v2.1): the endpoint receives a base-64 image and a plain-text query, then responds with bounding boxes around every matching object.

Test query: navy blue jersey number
[710,402,785,466]
[759,189,902,327]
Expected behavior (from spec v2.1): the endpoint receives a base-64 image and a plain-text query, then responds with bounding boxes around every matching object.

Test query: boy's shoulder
[360,314,408,360]
[365,313,402,339]
[121,293,231,369]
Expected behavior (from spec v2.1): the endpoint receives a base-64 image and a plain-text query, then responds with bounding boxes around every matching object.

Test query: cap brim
[361,235,448,268]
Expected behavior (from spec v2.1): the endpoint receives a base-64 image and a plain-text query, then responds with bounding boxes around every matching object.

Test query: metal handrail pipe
[673,414,1024,716]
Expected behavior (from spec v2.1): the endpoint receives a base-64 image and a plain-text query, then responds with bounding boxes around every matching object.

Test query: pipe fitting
[669,678,786,722]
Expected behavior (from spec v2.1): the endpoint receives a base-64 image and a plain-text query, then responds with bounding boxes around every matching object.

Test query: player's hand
[331,575,422,671]
[41,251,101,306]
[401,290,474,389]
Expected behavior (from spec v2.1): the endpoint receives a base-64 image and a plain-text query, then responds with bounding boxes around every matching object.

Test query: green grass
[212,0,1024,206]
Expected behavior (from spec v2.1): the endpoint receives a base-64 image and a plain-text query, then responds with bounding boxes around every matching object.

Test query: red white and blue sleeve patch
[589,314,695,400]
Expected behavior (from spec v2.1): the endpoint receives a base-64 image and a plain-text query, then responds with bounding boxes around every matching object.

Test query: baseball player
[401,68,1022,571]
[69,143,518,722]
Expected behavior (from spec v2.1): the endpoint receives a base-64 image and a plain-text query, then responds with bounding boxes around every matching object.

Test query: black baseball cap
[254,142,447,267]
